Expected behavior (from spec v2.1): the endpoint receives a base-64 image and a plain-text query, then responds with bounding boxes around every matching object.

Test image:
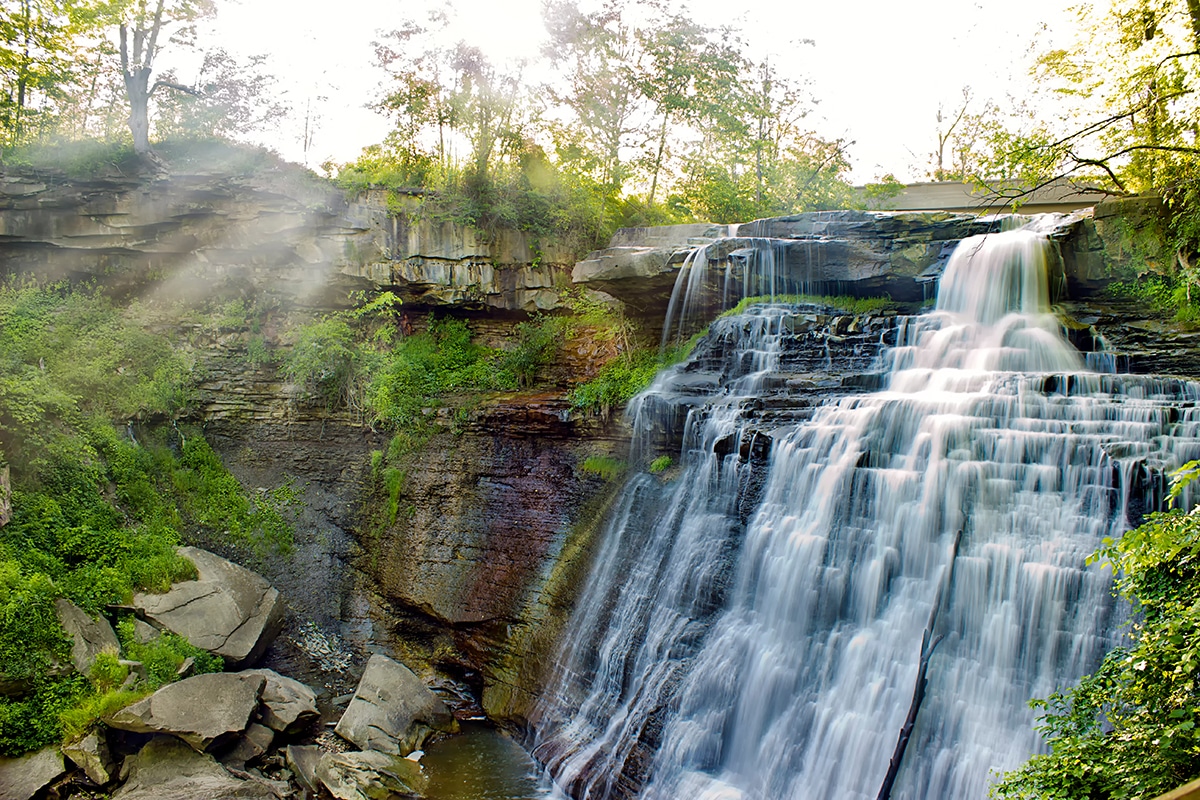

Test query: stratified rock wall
[2,155,1191,738]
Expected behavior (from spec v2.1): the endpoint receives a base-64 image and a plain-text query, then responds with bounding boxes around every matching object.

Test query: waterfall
[532,225,1200,800]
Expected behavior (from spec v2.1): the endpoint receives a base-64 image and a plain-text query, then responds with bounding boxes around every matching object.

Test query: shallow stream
[422,722,563,800]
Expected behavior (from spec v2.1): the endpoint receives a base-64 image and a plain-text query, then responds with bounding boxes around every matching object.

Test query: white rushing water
[531,225,1200,799]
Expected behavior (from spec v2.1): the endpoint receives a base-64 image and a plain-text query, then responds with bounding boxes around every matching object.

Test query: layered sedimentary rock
[1,157,1192,745]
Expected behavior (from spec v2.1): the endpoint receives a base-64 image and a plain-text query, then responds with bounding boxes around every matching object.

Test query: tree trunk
[118,1,166,157]
[125,69,152,154]
[648,112,669,206]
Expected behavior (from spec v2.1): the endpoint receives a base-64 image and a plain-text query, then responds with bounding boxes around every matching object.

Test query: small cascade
[660,233,824,348]
[532,225,1200,800]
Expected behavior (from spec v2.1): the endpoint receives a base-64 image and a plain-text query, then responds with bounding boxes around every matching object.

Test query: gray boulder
[218,722,274,768]
[105,672,266,752]
[131,618,160,644]
[0,746,65,800]
[63,730,116,785]
[132,547,284,667]
[54,599,120,674]
[335,654,456,755]
[314,750,427,800]
[242,668,318,734]
[112,737,275,800]
[285,744,323,796]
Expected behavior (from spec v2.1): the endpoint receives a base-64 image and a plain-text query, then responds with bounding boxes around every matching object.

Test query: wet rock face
[362,414,624,724]
[574,211,997,321]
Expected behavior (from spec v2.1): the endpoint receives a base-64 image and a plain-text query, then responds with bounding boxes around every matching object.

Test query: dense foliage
[993,466,1200,798]
[0,283,293,755]
[329,1,867,254]
[0,0,284,154]
[940,0,1200,304]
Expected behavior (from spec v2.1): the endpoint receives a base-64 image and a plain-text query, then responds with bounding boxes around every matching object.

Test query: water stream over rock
[530,223,1200,799]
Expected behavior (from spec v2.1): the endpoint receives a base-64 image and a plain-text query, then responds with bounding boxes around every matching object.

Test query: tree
[373,17,532,186]
[107,0,214,154]
[636,12,743,205]
[445,43,527,182]
[542,0,645,189]
[153,49,288,141]
[669,50,855,223]
[966,0,1200,305]
[0,0,97,147]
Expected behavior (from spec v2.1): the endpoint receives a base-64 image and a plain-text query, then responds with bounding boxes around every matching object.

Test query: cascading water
[531,223,1200,800]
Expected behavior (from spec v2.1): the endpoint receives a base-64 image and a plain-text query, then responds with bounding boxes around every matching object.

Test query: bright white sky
[199,0,1077,183]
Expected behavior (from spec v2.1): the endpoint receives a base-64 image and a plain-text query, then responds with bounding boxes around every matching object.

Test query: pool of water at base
[421,721,567,800]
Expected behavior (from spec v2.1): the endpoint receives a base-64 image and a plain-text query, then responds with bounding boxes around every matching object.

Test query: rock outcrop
[0,158,585,315]
[314,749,428,800]
[133,547,284,668]
[574,211,998,323]
[241,668,319,734]
[335,653,457,755]
[54,598,120,674]
[111,737,276,800]
[104,671,266,752]
[62,731,116,785]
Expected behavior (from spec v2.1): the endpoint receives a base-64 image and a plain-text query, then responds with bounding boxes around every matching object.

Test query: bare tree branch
[151,79,200,97]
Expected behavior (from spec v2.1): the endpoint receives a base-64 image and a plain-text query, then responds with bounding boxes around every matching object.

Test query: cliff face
[0,156,626,720]
[2,155,1195,730]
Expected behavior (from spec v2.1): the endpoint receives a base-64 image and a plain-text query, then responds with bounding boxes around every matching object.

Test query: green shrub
[0,675,88,756]
[0,283,288,756]
[570,337,697,417]
[173,437,295,554]
[500,314,569,389]
[283,316,366,410]
[59,687,147,744]
[648,456,673,474]
[365,317,513,427]
[58,620,225,744]
[115,617,223,689]
[1108,275,1200,323]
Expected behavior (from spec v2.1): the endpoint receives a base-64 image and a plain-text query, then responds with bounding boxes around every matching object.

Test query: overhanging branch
[151,80,201,97]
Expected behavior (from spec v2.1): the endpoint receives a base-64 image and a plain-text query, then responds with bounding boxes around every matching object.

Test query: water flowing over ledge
[530,223,1200,799]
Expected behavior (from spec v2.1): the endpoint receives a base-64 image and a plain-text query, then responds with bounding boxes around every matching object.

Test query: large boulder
[63,730,116,785]
[133,547,284,667]
[104,671,265,752]
[54,598,120,674]
[112,736,275,800]
[218,722,274,768]
[241,668,318,734]
[314,750,428,800]
[0,746,65,800]
[334,654,456,755]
